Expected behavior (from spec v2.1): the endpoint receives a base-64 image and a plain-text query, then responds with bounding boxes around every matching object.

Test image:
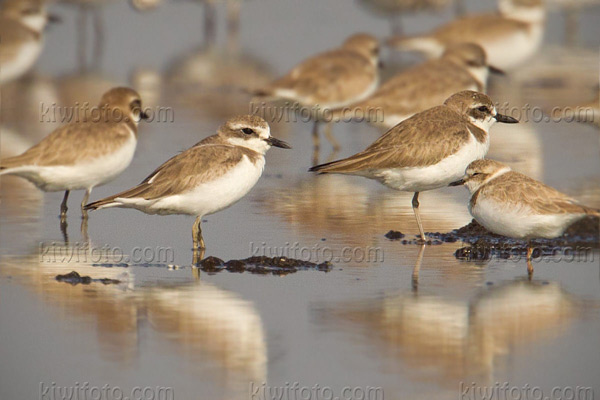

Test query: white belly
[371,133,489,192]
[6,134,137,191]
[471,197,584,239]
[480,24,544,70]
[121,155,265,217]
[0,40,43,84]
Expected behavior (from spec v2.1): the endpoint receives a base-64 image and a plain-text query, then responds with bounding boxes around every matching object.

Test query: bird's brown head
[449,159,512,193]
[219,115,290,154]
[444,90,518,131]
[98,87,149,125]
[342,33,380,64]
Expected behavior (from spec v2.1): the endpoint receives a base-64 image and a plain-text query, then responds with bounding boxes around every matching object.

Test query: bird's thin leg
[312,121,320,166]
[526,243,534,280]
[92,7,104,66]
[192,216,206,267]
[81,188,91,220]
[204,1,217,47]
[324,122,341,151]
[60,190,70,221]
[192,216,205,250]
[77,5,87,69]
[412,243,426,292]
[412,192,426,242]
[81,217,89,245]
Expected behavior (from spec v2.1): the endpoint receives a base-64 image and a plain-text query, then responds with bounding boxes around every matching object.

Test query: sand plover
[388,0,545,70]
[0,0,57,84]
[0,87,148,221]
[337,43,502,128]
[85,115,290,256]
[310,90,518,242]
[450,159,600,275]
[254,33,380,150]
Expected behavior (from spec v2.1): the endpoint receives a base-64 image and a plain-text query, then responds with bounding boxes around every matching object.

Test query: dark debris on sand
[385,217,599,261]
[198,256,333,276]
[55,271,121,286]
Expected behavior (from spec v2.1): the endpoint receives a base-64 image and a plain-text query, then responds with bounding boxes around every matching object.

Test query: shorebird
[336,43,502,128]
[0,0,57,84]
[310,90,518,242]
[0,87,148,221]
[450,159,600,275]
[254,33,380,151]
[388,0,546,70]
[85,115,290,258]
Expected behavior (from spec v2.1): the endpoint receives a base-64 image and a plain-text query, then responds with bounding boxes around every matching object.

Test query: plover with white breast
[254,33,380,150]
[85,115,290,255]
[450,159,600,275]
[0,0,58,84]
[310,90,518,242]
[0,87,149,220]
[388,0,545,70]
[336,42,502,129]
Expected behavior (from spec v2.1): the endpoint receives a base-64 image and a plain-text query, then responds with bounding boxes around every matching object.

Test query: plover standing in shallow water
[388,0,545,70]
[310,90,518,242]
[85,115,290,256]
[450,159,600,275]
[336,43,502,129]
[0,87,148,220]
[0,0,57,84]
[254,33,380,150]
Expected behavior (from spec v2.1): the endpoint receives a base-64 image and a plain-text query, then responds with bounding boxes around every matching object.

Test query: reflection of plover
[339,43,501,128]
[0,88,148,219]
[85,115,290,252]
[388,0,545,70]
[255,33,380,148]
[310,91,518,241]
[0,0,55,84]
[450,159,600,275]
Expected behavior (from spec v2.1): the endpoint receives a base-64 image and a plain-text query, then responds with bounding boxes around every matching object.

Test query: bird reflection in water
[315,278,582,387]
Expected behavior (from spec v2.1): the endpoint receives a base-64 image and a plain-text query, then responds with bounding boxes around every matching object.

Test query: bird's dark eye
[242,128,254,135]
[130,99,141,110]
[472,172,482,176]
[477,106,488,113]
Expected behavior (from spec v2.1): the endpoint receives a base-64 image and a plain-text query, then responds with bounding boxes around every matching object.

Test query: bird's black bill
[266,137,291,149]
[488,65,505,75]
[48,14,62,23]
[449,179,465,187]
[495,113,519,123]
[140,111,150,120]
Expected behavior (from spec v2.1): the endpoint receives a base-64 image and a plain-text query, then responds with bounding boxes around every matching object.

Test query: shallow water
[1,1,600,399]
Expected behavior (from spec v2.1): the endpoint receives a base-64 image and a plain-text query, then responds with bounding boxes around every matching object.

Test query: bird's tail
[84,195,121,211]
[584,207,600,217]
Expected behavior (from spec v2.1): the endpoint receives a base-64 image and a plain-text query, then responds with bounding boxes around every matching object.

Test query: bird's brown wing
[311,106,479,173]
[482,172,600,215]
[0,122,132,169]
[86,143,259,209]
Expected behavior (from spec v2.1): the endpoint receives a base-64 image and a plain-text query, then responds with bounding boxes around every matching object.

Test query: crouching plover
[0,0,58,84]
[336,43,503,129]
[85,115,290,257]
[0,87,148,221]
[254,33,380,150]
[310,90,518,242]
[450,159,600,275]
[388,0,545,70]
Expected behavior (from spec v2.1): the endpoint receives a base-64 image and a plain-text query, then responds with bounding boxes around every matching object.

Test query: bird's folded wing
[110,144,251,201]
[0,122,131,168]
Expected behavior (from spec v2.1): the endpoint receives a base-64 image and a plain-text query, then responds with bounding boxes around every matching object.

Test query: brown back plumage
[310,104,486,173]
